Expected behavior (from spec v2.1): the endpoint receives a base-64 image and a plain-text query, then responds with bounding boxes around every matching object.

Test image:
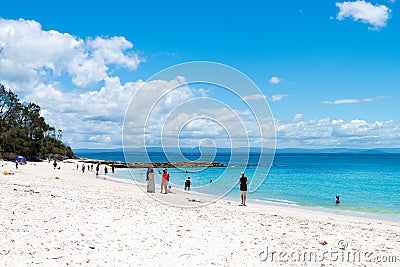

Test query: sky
[1,0,400,149]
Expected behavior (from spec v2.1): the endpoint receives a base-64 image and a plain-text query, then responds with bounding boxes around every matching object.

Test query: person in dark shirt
[184,177,191,190]
[238,172,248,206]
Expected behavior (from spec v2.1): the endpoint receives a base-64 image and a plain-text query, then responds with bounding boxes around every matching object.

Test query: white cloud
[276,117,400,148]
[293,113,303,122]
[162,107,274,148]
[0,18,145,148]
[323,96,385,104]
[0,18,272,149]
[270,94,289,102]
[89,36,140,69]
[335,1,391,30]
[0,18,142,89]
[269,76,281,84]
[33,76,200,148]
[35,77,143,148]
[242,94,267,101]
[236,93,287,103]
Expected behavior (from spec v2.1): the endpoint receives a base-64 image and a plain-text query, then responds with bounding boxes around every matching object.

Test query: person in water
[238,172,248,206]
[335,195,340,204]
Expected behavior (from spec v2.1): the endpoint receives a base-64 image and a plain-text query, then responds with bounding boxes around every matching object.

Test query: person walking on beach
[238,172,248,206]
[53,159,57,169]
[161,169,169,194]
[90,164,93,172]
[185,177,191,191]
[146,167,155,193]
[95,165,99,177]
[76,163,79,170]
[104,166,108,175]
[112,162,115,173]
[82,164,85,173]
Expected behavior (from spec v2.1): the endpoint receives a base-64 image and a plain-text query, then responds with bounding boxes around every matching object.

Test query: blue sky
[1,0,400,149]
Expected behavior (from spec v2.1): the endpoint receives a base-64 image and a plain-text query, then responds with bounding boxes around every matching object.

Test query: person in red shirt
[161,169,169,194]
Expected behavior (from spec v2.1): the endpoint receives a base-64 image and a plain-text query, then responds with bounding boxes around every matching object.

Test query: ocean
[75,150,400,220]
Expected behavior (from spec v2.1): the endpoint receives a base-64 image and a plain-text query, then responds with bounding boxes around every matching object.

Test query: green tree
[0,83,75,160]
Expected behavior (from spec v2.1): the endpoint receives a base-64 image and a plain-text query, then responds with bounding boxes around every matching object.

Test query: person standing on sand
[53,159,57,169]
[238,172,248,206]
[82,163,85,173]
[185,177,191,191]
[146,167,155,193]
[95,164,99,177]
[161,169,169,194]
[111,162,115,173]
[104,166,108,175]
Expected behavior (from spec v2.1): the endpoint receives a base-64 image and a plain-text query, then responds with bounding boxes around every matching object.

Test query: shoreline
[249,198,400,223]
[108,164,400,223]
[5,159,400,223]
[6,157,400,222]
[2,160,400,265]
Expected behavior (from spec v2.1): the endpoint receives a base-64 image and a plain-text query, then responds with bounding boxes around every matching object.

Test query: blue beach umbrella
[14,156,26,163]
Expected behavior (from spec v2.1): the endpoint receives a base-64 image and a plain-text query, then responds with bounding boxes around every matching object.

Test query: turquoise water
[75,151,400,219]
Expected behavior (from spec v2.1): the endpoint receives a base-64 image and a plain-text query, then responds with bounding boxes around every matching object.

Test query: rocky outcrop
[78,159,226,168]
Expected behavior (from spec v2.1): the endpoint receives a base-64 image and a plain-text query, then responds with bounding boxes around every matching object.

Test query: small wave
[253,198,298,206]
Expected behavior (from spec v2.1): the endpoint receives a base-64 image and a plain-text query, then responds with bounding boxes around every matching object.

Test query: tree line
[0,83,74,160]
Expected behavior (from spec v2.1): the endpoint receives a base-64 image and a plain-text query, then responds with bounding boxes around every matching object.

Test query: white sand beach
[1,160,399,266]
